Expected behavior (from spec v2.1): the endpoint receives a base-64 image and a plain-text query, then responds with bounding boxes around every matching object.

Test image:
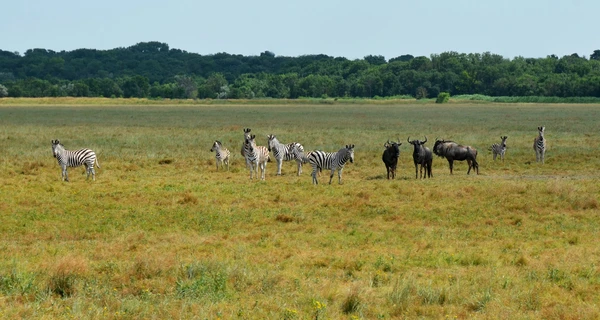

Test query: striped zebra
[51,139,100,182]
[534,126,546,164]
[267,134,304,176]
[241,128,252,158]
[244,134,270,180]
[308,144,355,185]
[490,136,508,161]
[210,140,230,171]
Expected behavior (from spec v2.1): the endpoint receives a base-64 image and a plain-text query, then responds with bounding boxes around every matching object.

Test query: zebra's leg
[297,160,302,176]
[225,158,229,171]
[541,150,545,164]
[493,152,497,161]
[311,165,319,184]
[328,168,336,184]
[62,165,69,182]
[276,158,283,175]
[261,161,266,180]
[337,168,344,184]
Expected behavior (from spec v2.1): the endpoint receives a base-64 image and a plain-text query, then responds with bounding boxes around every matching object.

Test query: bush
[436,92,450,103]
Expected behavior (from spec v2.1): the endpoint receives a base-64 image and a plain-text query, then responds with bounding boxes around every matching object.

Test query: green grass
[1,103,599,319]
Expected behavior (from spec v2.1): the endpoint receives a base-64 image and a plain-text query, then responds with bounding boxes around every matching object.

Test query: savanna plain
[1,101,599,319]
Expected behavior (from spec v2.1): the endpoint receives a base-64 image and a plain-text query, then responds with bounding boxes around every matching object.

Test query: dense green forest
[1,41,600,100]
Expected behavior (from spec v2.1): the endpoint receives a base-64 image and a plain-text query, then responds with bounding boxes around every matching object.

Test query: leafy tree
[591,50,600,60]
[0,84,8,97]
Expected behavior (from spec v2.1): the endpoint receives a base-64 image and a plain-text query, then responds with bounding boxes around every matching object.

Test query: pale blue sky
[2,0,597,60]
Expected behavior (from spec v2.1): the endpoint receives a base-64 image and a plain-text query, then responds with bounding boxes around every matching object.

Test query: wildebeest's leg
[386,166,390,179]
[467,159,472,175]
[415,164,418,179]
[448,159,454,174]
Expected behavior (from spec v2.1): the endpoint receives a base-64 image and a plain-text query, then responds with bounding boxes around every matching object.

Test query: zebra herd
[50,126,547,182]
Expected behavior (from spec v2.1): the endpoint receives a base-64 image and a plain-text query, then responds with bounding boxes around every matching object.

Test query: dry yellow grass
[0,102,599,319]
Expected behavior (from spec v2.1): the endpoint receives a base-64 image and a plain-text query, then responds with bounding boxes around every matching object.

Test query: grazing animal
[51,139,100,182]
[382,139,401,179]
[533,126,546,164]
[433,139,479,175]
[490,136,508,161]
[210,140,230,171]
[308,145,355,185]
[244,134,269,180]
[267,134,304,176]
[407,137,433,179]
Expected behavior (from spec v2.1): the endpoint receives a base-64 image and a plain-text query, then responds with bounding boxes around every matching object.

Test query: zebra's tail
[95,157,101,169]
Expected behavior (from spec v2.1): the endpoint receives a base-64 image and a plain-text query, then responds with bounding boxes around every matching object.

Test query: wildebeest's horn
[407,137,410,143]
[423,136,428,143]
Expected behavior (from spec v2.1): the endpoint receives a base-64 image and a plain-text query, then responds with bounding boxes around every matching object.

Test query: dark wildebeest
[407,137,433,179]
[433,139,479,175]
[382,139,401,179]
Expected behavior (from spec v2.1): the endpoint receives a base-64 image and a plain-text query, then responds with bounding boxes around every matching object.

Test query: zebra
[241,128,252,158]
[490,136,508,161]
[51,139,100,182]
[308,144,355,185]
[267,134,304,176]
[244,134,270,180]
[534,126,546,164]
[210,140,230,171]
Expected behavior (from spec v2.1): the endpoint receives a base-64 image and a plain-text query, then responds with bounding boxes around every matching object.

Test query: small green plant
[341,290,361,314]
[436,92,450,103]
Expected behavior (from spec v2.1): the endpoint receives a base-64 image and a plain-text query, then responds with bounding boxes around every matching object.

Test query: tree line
[1,41,600,99]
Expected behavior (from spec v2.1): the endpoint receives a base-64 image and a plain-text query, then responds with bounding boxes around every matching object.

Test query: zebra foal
[308,144,355,185]
[210,140,230,171]
[51,139,100,182]
[490,136,508,161]
[533,126,546,164]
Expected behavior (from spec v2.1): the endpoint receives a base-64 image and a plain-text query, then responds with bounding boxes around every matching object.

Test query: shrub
[436,92,450,103]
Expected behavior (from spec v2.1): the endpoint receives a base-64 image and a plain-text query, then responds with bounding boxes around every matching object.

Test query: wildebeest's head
[433,138,453,157]
[407,136,427,150]
[384,139,401,158]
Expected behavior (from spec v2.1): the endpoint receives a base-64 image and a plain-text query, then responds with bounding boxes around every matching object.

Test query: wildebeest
[407,137,433,179]
[382,139,401,179]
[433,139,479,175]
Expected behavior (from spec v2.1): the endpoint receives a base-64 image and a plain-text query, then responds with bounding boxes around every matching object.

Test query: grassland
[1,101,599,319]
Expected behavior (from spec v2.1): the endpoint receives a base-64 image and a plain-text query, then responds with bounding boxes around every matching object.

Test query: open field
[1,102,600,319]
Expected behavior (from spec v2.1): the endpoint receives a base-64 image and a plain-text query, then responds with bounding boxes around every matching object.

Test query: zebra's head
[51,139,63,158]
[267,134,277,151]
[344,144,355,163]
[501,136,508,148]
[243,128,252,140]
[246,134,257,149]
[537,126,545,139]
[210,140,222,152]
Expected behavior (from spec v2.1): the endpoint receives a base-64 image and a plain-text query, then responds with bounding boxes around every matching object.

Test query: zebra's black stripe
[308,145,354,185]
[51,140,99,182]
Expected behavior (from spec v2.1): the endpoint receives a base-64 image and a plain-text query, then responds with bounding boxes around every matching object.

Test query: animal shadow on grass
[366,174,411,181]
